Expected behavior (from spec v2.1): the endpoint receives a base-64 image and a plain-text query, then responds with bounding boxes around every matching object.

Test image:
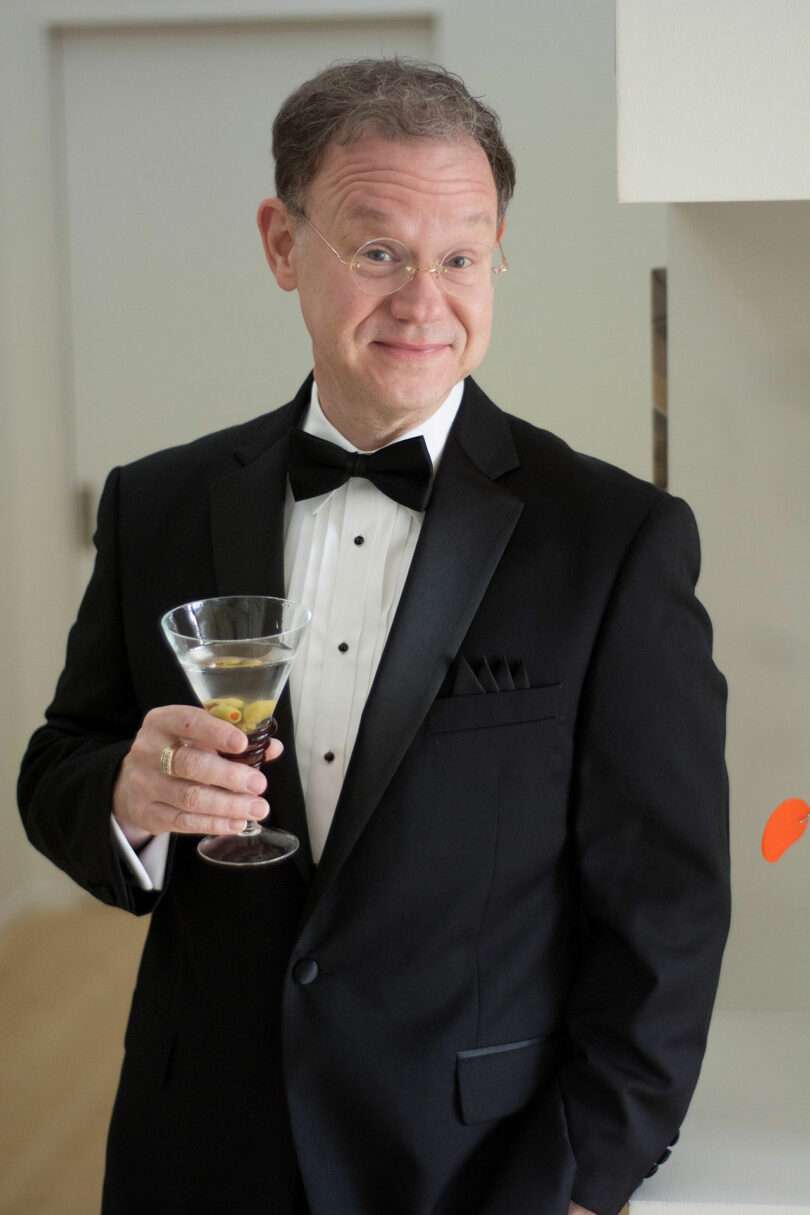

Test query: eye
[442,253,475,271]
[358,243,405,266]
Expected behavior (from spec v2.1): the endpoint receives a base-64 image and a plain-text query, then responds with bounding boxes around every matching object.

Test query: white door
[57,18,434,585]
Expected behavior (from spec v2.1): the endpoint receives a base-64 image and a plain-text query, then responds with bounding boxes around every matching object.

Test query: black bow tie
[288,428,434,512]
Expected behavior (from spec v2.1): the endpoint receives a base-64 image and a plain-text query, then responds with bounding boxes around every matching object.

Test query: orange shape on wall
[762,798,810,862]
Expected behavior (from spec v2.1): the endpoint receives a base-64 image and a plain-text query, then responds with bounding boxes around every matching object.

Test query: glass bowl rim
[160,594,312,645]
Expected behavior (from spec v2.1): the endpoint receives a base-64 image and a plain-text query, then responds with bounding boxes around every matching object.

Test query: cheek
[460,295,494,347]
[298,281,369,350]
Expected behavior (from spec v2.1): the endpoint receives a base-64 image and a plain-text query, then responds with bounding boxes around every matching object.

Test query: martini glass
[160,595,311,868]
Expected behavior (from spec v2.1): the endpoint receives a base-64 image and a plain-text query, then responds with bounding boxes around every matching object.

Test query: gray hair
[272,58,516,221]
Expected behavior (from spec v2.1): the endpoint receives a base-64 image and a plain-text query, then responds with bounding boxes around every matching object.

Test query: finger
[145,705,247,754]
[154,775,268,824]
[264,739,285,762]
[169,745,267,795]
[149,802,249,837]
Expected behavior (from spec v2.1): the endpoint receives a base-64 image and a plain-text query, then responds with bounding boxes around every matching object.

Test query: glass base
[197,824,300,868]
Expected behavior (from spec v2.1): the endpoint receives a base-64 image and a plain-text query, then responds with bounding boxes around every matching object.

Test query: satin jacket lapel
[300,380,523,928]
[208,383,315,883]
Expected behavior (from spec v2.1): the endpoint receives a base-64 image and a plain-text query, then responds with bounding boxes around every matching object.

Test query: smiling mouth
[372,341,449,355]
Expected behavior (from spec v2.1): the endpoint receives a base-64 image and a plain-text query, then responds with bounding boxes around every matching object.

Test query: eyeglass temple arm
[296,212,352,267]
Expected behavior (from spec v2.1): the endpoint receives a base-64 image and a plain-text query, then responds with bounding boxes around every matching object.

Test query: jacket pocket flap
[456,1031,562,1125]
[426,684,562,735]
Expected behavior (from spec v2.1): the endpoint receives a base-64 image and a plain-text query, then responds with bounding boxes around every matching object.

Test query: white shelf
[617,1,810,202]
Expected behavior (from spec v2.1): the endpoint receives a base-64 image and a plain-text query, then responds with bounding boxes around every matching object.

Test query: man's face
[263,134,503,425]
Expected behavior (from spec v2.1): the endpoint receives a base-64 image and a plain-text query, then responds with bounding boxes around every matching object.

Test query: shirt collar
[303,378,464,473]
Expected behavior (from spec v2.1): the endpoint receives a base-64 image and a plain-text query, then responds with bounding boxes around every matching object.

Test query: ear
[496,216,506,244]
[257,197,298,292]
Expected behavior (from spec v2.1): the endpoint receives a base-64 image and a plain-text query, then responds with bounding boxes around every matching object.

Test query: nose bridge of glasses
[394,260,454,303]
[400,261,443,284]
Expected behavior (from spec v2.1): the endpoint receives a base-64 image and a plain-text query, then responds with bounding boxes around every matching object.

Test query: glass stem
[216,717,278,840]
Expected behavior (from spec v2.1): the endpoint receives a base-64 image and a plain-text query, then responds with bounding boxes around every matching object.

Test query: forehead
[305,134,499,232]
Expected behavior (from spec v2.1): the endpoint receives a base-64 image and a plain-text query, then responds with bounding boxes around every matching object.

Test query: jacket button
[293,958,319,985]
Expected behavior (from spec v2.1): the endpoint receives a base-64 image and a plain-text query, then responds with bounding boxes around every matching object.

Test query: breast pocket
[425,683,562,735]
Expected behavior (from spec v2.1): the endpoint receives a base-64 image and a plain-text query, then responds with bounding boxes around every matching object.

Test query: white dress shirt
[112,378,464,889]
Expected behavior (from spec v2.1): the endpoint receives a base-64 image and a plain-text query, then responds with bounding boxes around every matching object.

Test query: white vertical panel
[668,201,810,1007]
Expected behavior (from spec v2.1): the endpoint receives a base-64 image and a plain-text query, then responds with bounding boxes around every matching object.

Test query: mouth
[371,340,450,359]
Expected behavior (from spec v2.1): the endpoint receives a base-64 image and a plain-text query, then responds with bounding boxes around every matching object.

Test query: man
[18,59,730,1215]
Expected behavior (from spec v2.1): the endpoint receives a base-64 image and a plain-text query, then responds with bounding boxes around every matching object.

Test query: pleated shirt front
[285,379,463,863]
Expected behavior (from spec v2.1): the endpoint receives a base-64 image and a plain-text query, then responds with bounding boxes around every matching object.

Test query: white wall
[0,3,81,918]
[2,1,666,921]
[668,203,810,1009]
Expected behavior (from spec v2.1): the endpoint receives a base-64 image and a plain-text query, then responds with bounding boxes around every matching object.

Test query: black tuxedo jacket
[18,376,731,1215]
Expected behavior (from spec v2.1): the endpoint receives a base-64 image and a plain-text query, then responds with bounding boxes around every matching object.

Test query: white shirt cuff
[110,814,169,891]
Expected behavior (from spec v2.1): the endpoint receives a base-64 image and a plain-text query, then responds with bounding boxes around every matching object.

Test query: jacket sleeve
[559,493,731,1215]
[17,467,166,915]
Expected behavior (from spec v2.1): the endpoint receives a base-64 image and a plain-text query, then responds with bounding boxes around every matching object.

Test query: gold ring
[159,743,180,778]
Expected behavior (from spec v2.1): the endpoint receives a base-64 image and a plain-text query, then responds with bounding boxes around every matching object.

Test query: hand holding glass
[161,595,311,868]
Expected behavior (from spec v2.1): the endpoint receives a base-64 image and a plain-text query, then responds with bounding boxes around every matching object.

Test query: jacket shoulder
[507,411,662,510]
[462,378,665,519]
[469,389,696,566]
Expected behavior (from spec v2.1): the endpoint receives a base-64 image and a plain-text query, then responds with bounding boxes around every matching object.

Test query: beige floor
[0,901,631,1215]
[0,899,147,1215]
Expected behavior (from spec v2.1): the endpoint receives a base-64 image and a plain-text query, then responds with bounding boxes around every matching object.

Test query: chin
[370,367,460,411]
[381,385,452,416]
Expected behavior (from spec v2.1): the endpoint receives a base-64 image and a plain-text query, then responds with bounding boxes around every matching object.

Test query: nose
[387,267,449,325]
